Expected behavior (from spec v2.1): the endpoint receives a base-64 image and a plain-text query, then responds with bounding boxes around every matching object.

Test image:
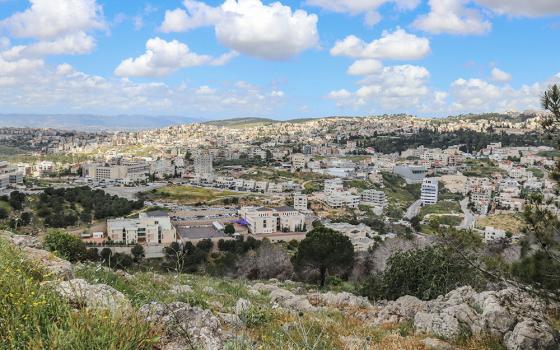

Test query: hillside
[204,117,281,128]
[1,230,558,350]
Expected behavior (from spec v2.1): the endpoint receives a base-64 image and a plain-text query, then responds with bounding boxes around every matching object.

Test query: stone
[422,337,457,350]
[374,295,426,325]
[235,298,251,315]
[54,278,130,311]
[269,287,317,312]
[170,284,193,294]
[252,282,278,293]
[140,301,224,350]
[23,247,73,280]
[218,312,244,328]
[1,231,42,248]
[202,286,218,295]
[503,319,558,350]
[414,310,462,340]
[308,291,372,309]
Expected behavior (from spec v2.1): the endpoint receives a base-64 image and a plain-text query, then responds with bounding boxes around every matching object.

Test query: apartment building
[293,192,308,211]
[291,153,307,171]
[324,178,343,194]
[421,177,439,205]
[106,211,176,245]
[194,154,213,178]
[361,189,387,208]
[0,161,23,189]
[238,206,306,234]
[82,162,150,183]
[326,191,360,209]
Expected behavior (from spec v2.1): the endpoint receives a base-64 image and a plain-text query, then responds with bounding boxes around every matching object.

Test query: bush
[44,230,87,262]
[0,207,8,219]
[361,245,483,301]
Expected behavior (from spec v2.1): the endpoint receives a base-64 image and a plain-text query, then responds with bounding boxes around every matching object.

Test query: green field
[419,200,461,220]
[149,185,242,204]
[476,214,525,234]
[463,159,506,177]
[380,173,420,209]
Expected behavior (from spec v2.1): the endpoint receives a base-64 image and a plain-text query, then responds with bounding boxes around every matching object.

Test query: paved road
[458,198,476,229]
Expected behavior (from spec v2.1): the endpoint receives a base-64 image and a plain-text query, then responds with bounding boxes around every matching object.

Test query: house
[361,189,387,209]
[293,192,308,211]
[0,161,23,189]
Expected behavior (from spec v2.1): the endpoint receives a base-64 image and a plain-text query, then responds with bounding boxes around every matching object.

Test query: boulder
[170,284,193,294]
[252,282,278,293]
[23,247,73,280]
[140,301,224,350]
[1,231,42,248]
[269,287,317,312]
[503,319,558,350]
[54,278,130,311]
[308,291,371,309]
[235,298,251,315]
[374,295,426,325]
[422,337,457,350]
[218,312,244,328]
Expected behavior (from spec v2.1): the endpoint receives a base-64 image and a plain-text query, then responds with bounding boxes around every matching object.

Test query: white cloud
[0,62,285,116]
[474,0,560,17]
[160,0,319,60]
[0,37,10,50]
[270,90,285,97]
[305,0,420,26]
[490,67,512,83]
[328,64,431,109]
[0,0,105,58]
[413,0,491,35]
[0,0,105,40]
[330,28,430,60]
[114,37,236,77]
[347,59,383,75]
[196,85,216,94]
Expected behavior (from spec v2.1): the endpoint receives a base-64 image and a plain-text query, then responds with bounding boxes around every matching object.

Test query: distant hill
[203,117,280,128]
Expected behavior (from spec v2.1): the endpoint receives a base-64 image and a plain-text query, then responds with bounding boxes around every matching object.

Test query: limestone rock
[503,319,558,350]
[308,291,372,309]
[269,287,317,312]
[170,284,193,294]
[374,295,426,325]
[54,278,130,311]
[235,298,251,315]
[140,301,224,350]
[23,246,73,280]
[422,337,457,350]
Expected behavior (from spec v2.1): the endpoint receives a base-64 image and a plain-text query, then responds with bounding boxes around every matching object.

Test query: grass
[528,168,544,179]
[476,214,525,234]
[537,150,560,158]
[0,239,158,349]
[148,184,242,204]
[0,200,12,214]
[0,145,24,156]
[381,173,420,209]
[419,201,461,219]
[463,159,506,178]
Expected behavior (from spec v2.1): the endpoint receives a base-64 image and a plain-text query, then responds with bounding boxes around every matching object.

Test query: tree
[292,227,354,287]
[43,230,87,262]
[541,84,560,131]
[196,239,213,252]
[0,207,8,220]
[131,244,145,262]
[20,212,32,226]
[100,247,113,263]
[85,247,99,261]
[224,223,235,235]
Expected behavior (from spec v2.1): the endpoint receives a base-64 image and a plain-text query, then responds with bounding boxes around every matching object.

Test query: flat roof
[177,226,227,240]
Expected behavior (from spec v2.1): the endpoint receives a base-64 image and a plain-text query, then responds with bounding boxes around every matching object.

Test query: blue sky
[0,0,559,121]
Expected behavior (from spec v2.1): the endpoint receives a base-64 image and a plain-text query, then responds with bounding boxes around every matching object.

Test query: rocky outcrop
[1,231,42,249]
[373,295,426,325]
[23,246,73,280]
[235,298,251,315]
[269,287,317,312]
[140,302,225,350]
[54,278,131,311]
[170,284,193,294]
[503,319,558,350]
[308,291,372,309]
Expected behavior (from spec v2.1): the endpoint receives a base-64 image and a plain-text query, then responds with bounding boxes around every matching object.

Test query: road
[405,199,423,220]
[459,198,476,229]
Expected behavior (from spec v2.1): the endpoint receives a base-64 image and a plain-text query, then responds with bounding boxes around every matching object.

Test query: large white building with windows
[106,211,176,245]
[239,206,306,234]
[0,161,23,189]
[293,192,308,211]
[82,162,150,183]
[421,177,439,205]
[194,154,214,178]
[361,189,387,209]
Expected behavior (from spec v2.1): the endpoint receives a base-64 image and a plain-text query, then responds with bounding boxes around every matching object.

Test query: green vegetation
[380,173,420,209]
[345,179,373,190]
[361,245,483,301]
[476,214,525,234]
[36,187,143,228]
[463,159,506,177]
[528,167,544,179]
[292,227,355,287]
[44,229,87,262]
[0,145,24,155]
[147,184,242,204]
[0,239,157,349]
[204,117,279,128]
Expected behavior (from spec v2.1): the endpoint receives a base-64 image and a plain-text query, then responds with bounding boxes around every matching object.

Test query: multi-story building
[0,161,23,189]
[324,178,343,194]
[82,162,150,183]
[194,154,213,178]
[106,211,177,245]
[361,189,387,208]
[238,206,306,234]
[325,191,360,209]
[421,177,439,205]
[291,153,307,171]
[394,165,427,184]
[293,192,308,211]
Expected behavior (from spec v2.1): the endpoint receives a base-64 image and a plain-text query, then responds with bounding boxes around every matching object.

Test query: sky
[0,0,559,121]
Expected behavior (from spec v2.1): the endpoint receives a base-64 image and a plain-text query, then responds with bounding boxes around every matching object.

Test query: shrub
[43,230,87,262]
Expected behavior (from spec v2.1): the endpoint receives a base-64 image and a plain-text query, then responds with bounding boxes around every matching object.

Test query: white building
[324,178,343,194]
[82,162,150,183]
[291,153,307,171]
[484,226,506,242]
[361,189,387,208]
[421,177,439,205]
[238,206,306,234]
[325,191,360,209]
[293,192,308,211]
[106,211,177,245]
[194,154,213,178]
[0,161,23,189]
